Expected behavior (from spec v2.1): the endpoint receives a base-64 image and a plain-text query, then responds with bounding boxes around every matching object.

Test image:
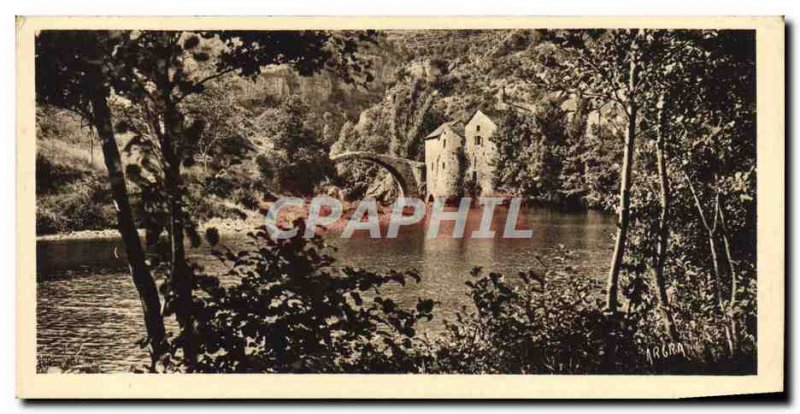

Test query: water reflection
[326,207,615,332]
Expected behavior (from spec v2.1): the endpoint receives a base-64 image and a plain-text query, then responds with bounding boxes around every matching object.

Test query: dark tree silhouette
[35,29,376,370]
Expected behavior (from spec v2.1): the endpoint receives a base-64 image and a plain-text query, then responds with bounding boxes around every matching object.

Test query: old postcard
[16,16,784,398]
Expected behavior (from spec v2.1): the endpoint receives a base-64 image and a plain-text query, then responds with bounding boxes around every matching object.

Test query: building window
[442,162,445,170]
[472,170,477,181]
[476,125,481,132]
[442,138,446,148]
[475,135,482,146]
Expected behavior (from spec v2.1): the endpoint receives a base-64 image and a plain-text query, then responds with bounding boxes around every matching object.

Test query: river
[36,207,615,372]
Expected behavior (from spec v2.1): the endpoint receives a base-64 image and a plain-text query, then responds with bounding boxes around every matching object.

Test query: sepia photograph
[14,15,785,399]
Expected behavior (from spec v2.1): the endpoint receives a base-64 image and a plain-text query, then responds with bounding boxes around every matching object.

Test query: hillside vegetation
[37,29,627,234]
[36,29,757,375]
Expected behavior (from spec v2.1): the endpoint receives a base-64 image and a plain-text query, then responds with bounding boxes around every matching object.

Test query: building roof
[425,121,464,140]
[466,109,500,127]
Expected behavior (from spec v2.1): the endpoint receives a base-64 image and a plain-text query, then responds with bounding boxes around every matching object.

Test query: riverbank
[36,217,263,242]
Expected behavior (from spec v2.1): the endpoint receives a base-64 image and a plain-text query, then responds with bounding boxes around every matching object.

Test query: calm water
[36,207,615,372]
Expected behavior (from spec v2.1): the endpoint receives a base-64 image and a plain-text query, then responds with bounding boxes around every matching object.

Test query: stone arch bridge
[331,151,426,199]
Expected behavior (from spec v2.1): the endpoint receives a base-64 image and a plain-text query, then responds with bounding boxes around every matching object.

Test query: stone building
[424,110,498,202]
[463,110,498,197]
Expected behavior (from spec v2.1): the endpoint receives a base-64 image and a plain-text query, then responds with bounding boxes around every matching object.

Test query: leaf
[402,327,416,337]
[187,226,202,248]
[416,298,434,314]
[381,299,397,314]
[350,291,363,306]
[205,227,220,246]
[114,120,133,133]
[125,164,143,179]
[183,35,200,50]
[192,52,210,62]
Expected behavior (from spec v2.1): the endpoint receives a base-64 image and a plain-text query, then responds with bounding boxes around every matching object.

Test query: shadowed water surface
[36,207,614,372]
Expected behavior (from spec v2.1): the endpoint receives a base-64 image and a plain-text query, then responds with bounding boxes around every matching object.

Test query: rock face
[254,66,337,102]
[424,110,498,202]
[252,57,393,114]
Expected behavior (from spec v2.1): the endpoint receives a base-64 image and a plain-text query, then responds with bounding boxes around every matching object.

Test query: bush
[36,107,117,234]
[36,171,117,234]
[178,220,435,373]
[421,248,647,374]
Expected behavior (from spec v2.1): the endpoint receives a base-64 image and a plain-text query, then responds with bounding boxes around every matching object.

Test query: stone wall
[424,126,464,201]
[464,111,498,197]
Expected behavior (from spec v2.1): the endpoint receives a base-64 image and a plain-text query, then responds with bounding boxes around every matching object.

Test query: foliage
[260,96,335,195]
[35,107,117,234]
[36,29,382,367]
[178,221,435,373]
[608,29,757,367]
[169,236,756,374]
[420,250,648,374]
[491,97,567,203]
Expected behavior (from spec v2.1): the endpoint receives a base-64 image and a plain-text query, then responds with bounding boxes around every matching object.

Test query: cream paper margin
[15,16,784,399]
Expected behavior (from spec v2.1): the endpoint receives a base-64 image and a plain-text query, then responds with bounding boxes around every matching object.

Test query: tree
[559,96,592,208]
[491,97,567,203]
[624,30,756,346]
[265,95,334,195]
[652,94,679,340]
[662,30,756,353]
[537,30,701,326]
[492,110,540,197]
[179,76,256,175]
[35,31,168,366]
[35,29,376,370]
[499,29,644,313]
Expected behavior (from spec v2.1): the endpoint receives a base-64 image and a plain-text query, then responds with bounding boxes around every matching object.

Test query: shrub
[421,247,647,374]
[36,107,117,234]
[177,220,435,373]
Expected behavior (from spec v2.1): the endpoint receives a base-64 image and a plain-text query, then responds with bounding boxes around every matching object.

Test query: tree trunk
[707,226,724,309]
[166,165,196,367]
[717,197,739,353]
[654,95,680,341]
[152,32,198,369]
[91,93,167,367]
[604,52,638,313]
[684,172,734,356]
[684,172,723,308]
[161,101,198,369]
[717,198,738,306]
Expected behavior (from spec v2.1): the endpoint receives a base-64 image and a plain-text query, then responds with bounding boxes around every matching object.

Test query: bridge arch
[330,151,425,199]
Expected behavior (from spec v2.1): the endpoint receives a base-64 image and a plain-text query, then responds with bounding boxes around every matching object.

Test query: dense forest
[36,29,756,374]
